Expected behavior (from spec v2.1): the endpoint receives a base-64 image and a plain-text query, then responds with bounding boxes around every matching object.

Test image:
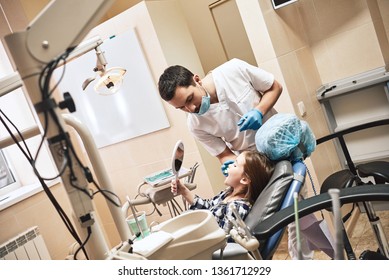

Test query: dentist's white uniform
[187,58,276,157]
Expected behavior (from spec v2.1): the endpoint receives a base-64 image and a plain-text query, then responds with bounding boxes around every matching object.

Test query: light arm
[25,0,113,64]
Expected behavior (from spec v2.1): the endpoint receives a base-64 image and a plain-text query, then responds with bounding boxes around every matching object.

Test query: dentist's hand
[237,109,263,131]
[221,160,234,177]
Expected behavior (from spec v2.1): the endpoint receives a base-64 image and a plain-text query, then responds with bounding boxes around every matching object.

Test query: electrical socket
[297,101,306,117]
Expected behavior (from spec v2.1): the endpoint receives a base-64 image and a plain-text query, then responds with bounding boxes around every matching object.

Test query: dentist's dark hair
[158,65,195,101]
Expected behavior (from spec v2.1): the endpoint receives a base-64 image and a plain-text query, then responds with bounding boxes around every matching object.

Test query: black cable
[35,48,121,256]
[32,52,70,176]
[48,59,67,97]
[1,47,121,260]
[44,54,122,207]
[36,175,89,258]
[304,162,325,219]
[0,114,85,248]
[38,55,122,207]
[0,50,90,258]
[0,115,33,162]
[0,108,67,181]
[92,185,121,207]
[37,53,92,258]
[74,226,92,260]
[64,128,123,207]
[0,109,33,160]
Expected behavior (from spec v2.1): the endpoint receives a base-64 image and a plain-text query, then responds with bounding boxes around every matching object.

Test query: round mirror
[172,140,184,178]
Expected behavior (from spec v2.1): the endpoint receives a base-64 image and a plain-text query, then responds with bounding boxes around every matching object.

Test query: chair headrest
[244,160,294,232]
[255,113,316,162]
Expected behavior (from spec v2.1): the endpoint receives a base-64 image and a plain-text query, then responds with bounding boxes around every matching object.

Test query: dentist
[158,58,282,176]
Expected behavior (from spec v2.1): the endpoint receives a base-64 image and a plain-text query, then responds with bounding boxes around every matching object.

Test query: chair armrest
[253,184,389,240]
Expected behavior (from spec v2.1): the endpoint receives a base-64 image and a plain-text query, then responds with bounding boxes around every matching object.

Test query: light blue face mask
[196,86,211,115]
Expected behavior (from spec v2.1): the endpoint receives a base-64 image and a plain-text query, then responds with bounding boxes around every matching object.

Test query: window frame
[0,148,21,197]
[0,42,60,211]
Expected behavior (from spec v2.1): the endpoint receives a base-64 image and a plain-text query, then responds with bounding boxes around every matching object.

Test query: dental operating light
[1,36,127,98]
[81,45,126,95]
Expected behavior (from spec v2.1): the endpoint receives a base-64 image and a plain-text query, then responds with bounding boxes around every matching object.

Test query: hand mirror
[172,140,184,180]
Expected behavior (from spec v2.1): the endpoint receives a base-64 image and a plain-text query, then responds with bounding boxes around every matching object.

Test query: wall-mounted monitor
[271,0,298,9]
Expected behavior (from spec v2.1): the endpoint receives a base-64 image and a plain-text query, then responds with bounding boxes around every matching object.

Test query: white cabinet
[317,67,389,166]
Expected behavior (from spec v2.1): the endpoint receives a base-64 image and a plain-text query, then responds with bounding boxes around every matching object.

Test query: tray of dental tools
[144,167,191,187]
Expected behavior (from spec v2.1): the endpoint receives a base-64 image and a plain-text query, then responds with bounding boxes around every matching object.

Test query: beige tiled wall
[263,1,309,57]
[299,0,386,83]
[371,0,389,67]
[379,0,389,39]
[254,0,388,184]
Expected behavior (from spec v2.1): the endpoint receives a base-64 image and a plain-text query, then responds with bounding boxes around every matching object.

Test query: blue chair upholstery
[245,161,306,260]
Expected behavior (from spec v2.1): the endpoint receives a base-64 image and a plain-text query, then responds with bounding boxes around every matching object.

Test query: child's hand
[171,179,181,195]
[171,179,194,205]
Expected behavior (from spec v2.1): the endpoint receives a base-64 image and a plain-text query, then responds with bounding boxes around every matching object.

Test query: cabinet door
[210,0,257,66]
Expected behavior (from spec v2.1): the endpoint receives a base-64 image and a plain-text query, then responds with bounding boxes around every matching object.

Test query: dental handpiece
[236,112,246,119]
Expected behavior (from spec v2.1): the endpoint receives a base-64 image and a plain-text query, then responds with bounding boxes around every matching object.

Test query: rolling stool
[320,169,359,259]
[357,161,389,184]
[315,119,389,259]
[320,161,389,259]
[356,161,389,259]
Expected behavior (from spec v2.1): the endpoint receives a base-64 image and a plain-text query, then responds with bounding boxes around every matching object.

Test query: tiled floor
[272,210,389,260]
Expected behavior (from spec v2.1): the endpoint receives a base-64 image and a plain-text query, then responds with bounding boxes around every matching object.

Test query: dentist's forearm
[256,80,282,115]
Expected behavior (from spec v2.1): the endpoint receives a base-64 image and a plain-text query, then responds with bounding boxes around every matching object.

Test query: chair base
[212,243,254,260]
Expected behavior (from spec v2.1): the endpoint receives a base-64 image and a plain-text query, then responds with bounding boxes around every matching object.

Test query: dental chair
[214,113,316,260]
[212,159,307,260]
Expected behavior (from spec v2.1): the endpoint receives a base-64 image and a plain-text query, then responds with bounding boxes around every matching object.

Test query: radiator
[0,226,51,260]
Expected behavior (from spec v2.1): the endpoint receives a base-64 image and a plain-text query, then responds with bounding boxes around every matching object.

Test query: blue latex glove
[237,108,263,131]
[221,160,234,177]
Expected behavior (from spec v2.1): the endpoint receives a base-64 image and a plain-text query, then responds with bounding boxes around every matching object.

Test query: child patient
[171,150,274,235]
